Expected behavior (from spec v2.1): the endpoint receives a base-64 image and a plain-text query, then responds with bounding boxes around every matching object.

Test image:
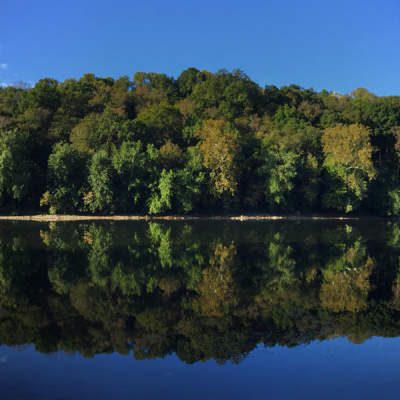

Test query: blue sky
[1,0,399,95]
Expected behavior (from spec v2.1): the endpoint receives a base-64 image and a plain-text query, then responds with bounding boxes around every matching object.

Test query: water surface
[1,220,400,399]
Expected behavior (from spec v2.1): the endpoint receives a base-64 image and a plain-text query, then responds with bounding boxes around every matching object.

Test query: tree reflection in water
[0,220,399,363]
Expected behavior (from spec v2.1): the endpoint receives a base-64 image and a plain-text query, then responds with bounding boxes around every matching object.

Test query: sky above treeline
[1,0,399,96]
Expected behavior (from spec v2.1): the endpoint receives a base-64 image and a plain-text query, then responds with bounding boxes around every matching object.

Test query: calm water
[1,220,400,399]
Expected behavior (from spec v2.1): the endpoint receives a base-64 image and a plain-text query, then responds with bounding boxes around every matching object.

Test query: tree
[190,69,260,119]
[136,103,183,146]
[111,141,156,212]
[0,129,35,210]
[148,169,174,214]
[87,151,115,213]
[322,123,375,212]
[1,68,400,216]
[42,143,88,214]
[133,72,178,110]
[173,146,206,213]
[219,78,263,119]
[177,68,206,98]
[70,108,135,153]
[256,148,299,211]
[196,119,240,198]
[19,78,60,112]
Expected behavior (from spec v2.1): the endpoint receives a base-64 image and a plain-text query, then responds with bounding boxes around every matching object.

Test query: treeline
[1,221,400,361]
[1,69,400,215]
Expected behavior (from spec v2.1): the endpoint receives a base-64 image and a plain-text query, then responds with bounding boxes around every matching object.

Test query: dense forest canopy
[1,68,400,215]
[1,221,400,362]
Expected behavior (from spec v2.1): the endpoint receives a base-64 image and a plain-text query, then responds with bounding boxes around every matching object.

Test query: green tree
[111,141,156,212]
[136,103,183,146]
[42,143,88,214]
[87,151,115,213]
[256,147,299,210]
[70,108,135,153]
[148,169,174,214]
[0,129,36,210]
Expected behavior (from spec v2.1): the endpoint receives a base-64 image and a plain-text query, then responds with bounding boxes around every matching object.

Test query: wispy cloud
[0,64,7,70]
[0,81,32,89]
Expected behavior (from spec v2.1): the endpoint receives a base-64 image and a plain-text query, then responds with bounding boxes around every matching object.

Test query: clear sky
[1,0,399,95]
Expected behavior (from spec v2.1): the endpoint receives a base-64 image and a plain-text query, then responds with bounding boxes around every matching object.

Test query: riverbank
[0,214,384,222]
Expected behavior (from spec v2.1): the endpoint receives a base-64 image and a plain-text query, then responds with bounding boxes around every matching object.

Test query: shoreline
[0,214,390,222]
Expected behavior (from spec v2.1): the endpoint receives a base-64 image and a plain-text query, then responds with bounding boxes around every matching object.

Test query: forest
[1,221,400,362]
[1,68,400,215]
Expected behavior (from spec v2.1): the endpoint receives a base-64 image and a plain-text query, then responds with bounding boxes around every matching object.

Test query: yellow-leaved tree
[322,123,375,212]
[196,119,240,198]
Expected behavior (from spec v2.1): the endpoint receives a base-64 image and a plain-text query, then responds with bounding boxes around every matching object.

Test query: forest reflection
[0,221,400,363]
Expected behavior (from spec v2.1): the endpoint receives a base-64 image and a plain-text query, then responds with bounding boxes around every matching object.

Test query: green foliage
[111,141,157,212]
[87,151,115,213]
[70,108,135,153]
[19,78,60,112]
[173,146,206,213]
[0,129,35,209]
[136,103,183,146]
[148,169,174,214]
[1,69,400,215]
[44,143,88,213]
[257,148,299,210]
[298,154,320,208]
[177,68,206,97]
